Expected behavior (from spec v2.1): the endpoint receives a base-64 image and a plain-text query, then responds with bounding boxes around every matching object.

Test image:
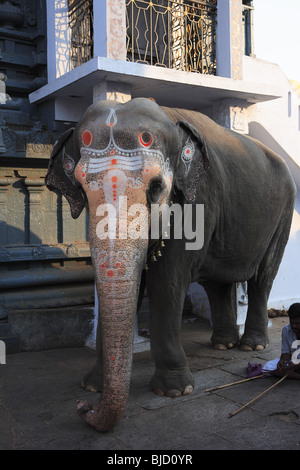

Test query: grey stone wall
[0,1,94,328]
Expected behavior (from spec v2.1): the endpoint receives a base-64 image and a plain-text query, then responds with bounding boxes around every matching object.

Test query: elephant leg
[239,278,270,351]
[202,281,239,350]
[240,213,293,351]
[147,271,194,397]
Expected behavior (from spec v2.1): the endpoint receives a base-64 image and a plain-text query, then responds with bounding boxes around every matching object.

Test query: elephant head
[45,97,209,431]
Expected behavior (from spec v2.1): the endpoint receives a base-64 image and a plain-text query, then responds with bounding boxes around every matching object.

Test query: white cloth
[263,324,298,374]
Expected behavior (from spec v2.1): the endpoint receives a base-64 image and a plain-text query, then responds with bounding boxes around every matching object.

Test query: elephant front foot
[239,330,269,351]
[211,332,239,351]
[81,365,103,392]
[150,369,194,398]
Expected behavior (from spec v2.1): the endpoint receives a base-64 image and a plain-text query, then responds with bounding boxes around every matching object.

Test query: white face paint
[79,108,173,199]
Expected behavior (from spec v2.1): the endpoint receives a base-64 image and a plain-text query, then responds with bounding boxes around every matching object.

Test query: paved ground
[0,315,299,451]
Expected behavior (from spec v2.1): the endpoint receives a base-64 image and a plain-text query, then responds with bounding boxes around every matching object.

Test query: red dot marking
[82,130,92,147]
[81,172,86,178]
[66,164,70,169]
[110,150,115,155]
[101,264,105,268]
[145,168,149,173]
[111,356,115,361]
[186,149,190,154]
[111,159,117,165]
[112,184,117,189]
[107,270,114,277]
[109,123,114,127]
[115,262,120,267]
[111,176,117,182]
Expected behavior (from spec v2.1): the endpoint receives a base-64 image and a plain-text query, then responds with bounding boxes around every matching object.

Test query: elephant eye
[139,131,153,148]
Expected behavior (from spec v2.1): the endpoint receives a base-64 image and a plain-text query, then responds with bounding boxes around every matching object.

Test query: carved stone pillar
[24,178,46,244]
[216,0,243,80]
[93,82,131,104]
[0,177,13,245]
[62,195,75,243]
[93,0,126,60]
[212,98,249,134]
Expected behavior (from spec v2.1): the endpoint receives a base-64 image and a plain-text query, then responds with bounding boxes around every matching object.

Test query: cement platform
[0,316,299,452]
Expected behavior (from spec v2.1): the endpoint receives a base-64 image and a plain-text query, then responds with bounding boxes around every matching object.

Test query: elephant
[45,97,296,432]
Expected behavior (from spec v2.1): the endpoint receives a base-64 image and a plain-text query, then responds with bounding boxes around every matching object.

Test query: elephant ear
[45,128,86,219]
[175,120,209,204]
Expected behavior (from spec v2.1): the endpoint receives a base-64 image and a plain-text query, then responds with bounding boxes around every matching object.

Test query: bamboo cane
[205,374,265,393]
[228,374,289,418]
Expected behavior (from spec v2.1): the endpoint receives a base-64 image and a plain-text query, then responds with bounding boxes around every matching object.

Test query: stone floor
[0,315,299,451]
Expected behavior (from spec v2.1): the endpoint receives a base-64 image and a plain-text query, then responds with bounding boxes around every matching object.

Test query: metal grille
[68,0,93,70]
[126,0,217,75]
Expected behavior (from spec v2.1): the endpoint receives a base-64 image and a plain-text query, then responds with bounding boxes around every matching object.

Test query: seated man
[263,303,300,380]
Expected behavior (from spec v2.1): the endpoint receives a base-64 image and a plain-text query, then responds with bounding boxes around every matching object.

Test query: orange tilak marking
[82,130,92,146]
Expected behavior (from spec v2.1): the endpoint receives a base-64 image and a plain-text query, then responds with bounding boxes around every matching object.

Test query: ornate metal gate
[126,0,217,74]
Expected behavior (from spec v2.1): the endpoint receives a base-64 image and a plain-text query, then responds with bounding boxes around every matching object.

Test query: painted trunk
[75,162,149,431]
[88,238,147,431]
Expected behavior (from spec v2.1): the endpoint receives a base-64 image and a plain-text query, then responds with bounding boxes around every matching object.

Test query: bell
[152,255,157,262]
[144,264,149,271]
[161,240,165,247]
[157,250,162,257]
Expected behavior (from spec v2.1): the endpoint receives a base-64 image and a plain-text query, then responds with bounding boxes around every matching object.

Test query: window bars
[126,0,217,75]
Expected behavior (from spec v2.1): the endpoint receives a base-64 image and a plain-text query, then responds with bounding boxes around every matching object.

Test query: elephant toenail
[183,385,194,395]
[167,389,181,398]
[255,344,264,351]
[214,344,227,350]
[239,344,253,351]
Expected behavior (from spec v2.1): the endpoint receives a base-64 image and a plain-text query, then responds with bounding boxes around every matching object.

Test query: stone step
[0,335,20,354]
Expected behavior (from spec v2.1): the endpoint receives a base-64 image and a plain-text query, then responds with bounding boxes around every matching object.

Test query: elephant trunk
[78,237,148,432]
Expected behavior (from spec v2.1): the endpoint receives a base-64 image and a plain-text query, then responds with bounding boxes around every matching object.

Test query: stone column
[62,195,75,243]
[212,98,249,134]
[93,0,127,60]
[24,179,46,244]
[216,0,243,80]
[93,82,131,104]
[0,177,13,245]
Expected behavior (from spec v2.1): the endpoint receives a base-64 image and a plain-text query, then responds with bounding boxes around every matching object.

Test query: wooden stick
[228,374,289,418]
[205,374,265,392]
